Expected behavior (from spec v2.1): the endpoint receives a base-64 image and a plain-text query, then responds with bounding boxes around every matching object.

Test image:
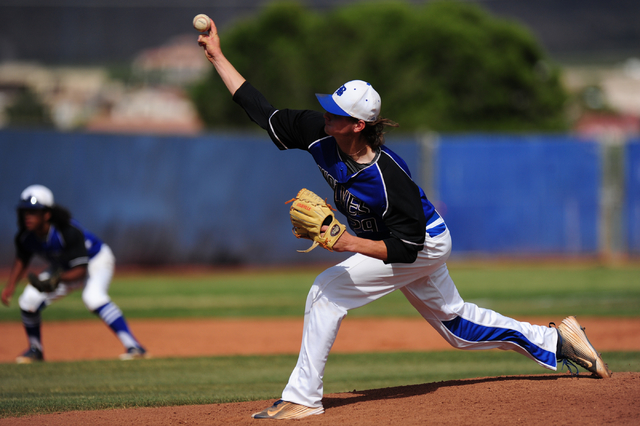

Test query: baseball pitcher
[196,16,612,420]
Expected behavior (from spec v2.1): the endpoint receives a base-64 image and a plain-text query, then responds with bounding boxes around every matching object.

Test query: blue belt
[426,210,440,226]
[426,211,446,237]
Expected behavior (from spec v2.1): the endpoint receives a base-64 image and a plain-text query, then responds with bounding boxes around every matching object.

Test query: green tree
[191,0,567,132]
[5,86,53,128]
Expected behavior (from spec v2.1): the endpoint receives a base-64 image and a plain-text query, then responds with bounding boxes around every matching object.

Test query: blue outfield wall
[0,129,613,266]
[627,139,640,254]
[0,130,344,266]
[436,134,601,255]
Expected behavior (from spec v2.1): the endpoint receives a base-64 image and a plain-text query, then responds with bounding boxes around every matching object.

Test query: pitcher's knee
[310,293,348,322]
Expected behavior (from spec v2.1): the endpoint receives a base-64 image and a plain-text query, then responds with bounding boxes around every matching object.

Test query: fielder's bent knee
[18,285,47,312]
[82,290,111,311]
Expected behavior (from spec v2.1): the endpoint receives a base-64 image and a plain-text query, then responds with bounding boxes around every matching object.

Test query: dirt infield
[2,316,640,362]
[2,317,639,425]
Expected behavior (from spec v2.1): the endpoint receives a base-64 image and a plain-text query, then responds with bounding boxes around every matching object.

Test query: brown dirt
[1,316,639,425]
[2,316,640,362]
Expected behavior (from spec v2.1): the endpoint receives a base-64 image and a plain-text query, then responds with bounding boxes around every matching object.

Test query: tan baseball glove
[286,188,347,253]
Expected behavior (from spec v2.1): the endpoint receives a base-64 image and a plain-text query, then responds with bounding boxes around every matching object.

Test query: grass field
[1,352,639,418]
[1,263,639,418]
[1,263,639,321]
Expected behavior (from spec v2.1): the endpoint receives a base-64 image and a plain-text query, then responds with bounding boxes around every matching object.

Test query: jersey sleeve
[233,81,326,150]
[379,160,428,264]
[267,109,327,150]
[58,225,89,269]
[232,81,276,130]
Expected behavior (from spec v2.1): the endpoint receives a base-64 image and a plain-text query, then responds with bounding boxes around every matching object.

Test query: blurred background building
[0,0,639,136]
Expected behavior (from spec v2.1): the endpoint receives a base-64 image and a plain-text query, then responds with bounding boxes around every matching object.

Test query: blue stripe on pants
[442,316,556,368]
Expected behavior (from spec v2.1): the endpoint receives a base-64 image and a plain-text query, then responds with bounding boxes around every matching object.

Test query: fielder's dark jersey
[234,82,440,264]
[15,219,103,270]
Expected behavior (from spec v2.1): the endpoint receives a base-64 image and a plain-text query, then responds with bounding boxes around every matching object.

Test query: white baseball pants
[281,226,559,408]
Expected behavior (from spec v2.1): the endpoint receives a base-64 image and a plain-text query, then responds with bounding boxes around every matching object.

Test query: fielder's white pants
[281,227,559,408]
[19,244,115,312]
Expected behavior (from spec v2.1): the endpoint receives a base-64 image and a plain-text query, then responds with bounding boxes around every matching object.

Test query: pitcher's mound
[3,372,638,425]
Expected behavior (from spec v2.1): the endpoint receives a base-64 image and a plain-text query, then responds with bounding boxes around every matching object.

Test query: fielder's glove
[27,269,62,293]
[286,188,346,253]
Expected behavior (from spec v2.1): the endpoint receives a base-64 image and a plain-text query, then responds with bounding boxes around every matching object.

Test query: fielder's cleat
[252,399,324,420]
[119,346,148,361]
[16,346,44,364]
[555,316,612,378]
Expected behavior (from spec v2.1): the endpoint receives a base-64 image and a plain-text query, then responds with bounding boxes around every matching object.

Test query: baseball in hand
[193,14,211,32]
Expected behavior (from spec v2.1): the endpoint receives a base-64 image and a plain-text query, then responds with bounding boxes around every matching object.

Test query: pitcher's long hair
[360,117,399,149]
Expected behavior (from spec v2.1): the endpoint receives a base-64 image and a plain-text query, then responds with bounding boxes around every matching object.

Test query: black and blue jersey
[234,81,439,263]
[15,219,103,270]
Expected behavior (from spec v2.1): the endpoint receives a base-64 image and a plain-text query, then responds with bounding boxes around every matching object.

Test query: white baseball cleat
[556,316,612,378]
[252,399,324,419]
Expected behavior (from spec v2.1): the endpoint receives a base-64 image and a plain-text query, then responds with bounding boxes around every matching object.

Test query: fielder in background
[197,17,611,420]
[1,185,147,363]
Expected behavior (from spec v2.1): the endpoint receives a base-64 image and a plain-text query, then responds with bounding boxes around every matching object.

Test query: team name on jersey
[318,165,338,190]
[337,187,380,234]
[317,164,381,235]
[336,186,370,216]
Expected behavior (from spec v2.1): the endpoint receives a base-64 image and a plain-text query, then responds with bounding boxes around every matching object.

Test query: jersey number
[349,217,379,233]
